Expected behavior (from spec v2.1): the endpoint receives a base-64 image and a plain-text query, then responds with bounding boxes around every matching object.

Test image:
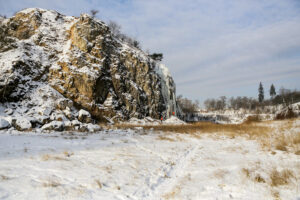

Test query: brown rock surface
[0,8,178,122]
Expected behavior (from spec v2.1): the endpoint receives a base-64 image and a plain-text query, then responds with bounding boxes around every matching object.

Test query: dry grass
[271,190,281,200]
[63,151,74,157]
[43,179,61,187]
[42,154,68,161]
[271,119,300,153]
[242,167,295,187]
[292,132,300,144]
[213,169,228,179]
[254,174,266,183]
[243,115,261,123]
[117,118,300,154]
[116,121,271,139]
[157,135,176,142]
[241,168,265,183]
[275,108,297,120]
[270,169,294,187]
[95,179,102,189]
[163,185,181,200]
[275,143,288,151]
[242,168,250,178]
[0,175,10,181]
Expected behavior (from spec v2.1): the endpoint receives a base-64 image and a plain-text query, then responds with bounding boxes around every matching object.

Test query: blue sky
[1,0,300,104]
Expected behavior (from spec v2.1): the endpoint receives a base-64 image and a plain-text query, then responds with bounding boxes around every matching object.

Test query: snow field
[0,120,299,200]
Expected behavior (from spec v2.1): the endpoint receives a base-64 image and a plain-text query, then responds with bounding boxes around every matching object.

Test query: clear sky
[1,0,300,104]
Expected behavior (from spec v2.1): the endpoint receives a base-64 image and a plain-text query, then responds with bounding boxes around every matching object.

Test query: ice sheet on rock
[155,64,177,118]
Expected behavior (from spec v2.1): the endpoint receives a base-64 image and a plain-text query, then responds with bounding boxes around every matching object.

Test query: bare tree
[133,40,140,49]
[177,95,199,113]
[90,9,99,18]
[149,53,163,61]
[108,20,121,37]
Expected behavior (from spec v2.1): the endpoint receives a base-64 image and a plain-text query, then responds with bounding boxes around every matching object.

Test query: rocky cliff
[0,8,178,128]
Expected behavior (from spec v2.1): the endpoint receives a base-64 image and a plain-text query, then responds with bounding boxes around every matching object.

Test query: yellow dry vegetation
[117,118,300,154]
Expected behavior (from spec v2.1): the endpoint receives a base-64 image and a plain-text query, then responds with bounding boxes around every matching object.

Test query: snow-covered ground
[124,116,186,126]
[0,120,299,200]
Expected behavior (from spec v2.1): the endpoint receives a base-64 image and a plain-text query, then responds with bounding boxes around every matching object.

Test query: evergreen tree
[270,84,276,99]
[258,82,264,103]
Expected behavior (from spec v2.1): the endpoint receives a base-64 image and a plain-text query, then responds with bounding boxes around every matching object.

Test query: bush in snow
[275,107,297,120]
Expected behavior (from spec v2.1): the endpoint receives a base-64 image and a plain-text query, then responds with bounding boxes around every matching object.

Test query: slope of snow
[0,120,299,200]
[164,116,186,125]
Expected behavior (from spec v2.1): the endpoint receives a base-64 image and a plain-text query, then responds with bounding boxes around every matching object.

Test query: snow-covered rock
[0,8,178,122]
[86,123,102,132]
[63,107,72,119]
[50,112,68,121]
[41,121,64,131]
[78,109,92,123]
[56,98,73,110]
[4,108,13,115]
[15,117,32,131]
[71,119,81,127]
[0,118,10,130]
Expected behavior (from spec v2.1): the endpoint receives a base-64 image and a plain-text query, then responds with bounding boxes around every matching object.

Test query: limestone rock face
[0,8,178,122]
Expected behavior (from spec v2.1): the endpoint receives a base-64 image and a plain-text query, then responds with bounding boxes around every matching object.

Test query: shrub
[244,115,260,123]
[275,107,296,120]
[149,53,163,61]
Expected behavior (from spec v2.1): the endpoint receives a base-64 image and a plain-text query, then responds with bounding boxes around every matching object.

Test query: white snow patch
[164,116,186,125]
[78,109,91,118]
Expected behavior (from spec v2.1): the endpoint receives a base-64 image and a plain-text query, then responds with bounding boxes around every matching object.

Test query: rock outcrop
[0,8,178,125]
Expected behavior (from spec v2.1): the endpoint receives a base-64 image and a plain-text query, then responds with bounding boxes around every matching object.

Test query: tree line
[204,83,300,111]
[177,83,300,114]
[176,95,199,113]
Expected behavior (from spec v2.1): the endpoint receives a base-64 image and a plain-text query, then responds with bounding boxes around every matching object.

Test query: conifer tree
[270,84,276,99]
[258,82,264,103]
